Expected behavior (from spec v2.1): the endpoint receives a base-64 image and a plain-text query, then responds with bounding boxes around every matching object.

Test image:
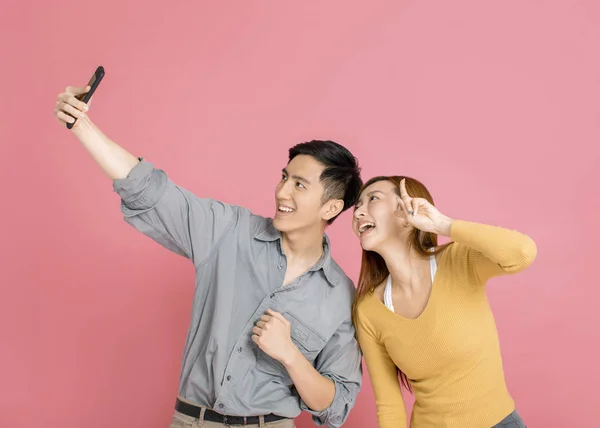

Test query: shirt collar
[254,221,341,287]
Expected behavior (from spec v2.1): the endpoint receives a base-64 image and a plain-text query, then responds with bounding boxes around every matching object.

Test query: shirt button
[218,403,224,409]
[270,293,275,298]
[237,347,242,353]
[227,375,231,381]
[277,265,282,269]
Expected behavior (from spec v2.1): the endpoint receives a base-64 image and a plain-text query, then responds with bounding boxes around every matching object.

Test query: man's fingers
[60,102,86,119]
[266,309,286,322]
[55,116,68,126]
[66,85,90,96]
[56,111,75,124]
[60,93,89,112]
[55,85,91,129]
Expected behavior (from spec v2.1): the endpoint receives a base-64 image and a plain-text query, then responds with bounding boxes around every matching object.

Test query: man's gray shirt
[112,159,362,427]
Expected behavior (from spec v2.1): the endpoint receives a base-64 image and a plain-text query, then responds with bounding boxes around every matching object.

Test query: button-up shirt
[112,159,362,427]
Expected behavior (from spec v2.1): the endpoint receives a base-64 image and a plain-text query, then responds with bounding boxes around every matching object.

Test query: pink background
[1,1,599,427]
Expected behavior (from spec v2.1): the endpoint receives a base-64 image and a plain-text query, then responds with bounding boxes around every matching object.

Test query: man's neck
[281,225,325,266]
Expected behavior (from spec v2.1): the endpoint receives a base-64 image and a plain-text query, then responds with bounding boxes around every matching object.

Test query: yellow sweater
[355,220,537,428]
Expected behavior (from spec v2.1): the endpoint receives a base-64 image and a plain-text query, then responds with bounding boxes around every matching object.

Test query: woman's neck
[377,238,430,291]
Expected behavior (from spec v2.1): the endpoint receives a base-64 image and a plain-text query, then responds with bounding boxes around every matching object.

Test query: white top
[384,253,437,312]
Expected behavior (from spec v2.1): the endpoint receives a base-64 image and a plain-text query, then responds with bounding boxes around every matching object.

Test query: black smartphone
[66,66,105,129]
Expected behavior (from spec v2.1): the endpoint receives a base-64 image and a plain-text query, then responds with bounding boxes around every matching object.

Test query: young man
[54,85,363,428]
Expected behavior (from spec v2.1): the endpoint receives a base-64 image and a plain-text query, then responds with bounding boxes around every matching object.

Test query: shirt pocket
[285,311,327,363]
[254,311,327,378]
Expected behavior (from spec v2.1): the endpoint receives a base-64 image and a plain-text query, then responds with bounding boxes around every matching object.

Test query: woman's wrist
[435,215,454,237]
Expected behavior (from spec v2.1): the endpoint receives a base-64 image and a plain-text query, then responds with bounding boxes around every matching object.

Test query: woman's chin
[359,234,378,252]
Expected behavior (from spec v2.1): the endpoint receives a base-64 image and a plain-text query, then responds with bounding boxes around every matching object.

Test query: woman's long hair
[352,176,451,391]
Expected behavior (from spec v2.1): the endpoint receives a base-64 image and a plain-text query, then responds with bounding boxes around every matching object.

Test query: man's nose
[276,181,292,200]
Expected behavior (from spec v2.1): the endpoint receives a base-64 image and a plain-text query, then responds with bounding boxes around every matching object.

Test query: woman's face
[352,180,410,251]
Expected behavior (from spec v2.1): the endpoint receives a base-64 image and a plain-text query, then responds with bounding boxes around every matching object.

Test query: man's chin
[273,216,311,234]
[272,216,290,232]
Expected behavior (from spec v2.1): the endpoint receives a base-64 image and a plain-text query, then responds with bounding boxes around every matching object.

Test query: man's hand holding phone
[54,86,91,129]
[54,65,104,129]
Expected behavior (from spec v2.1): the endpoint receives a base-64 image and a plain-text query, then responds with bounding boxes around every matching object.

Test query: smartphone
[66,66,105,129]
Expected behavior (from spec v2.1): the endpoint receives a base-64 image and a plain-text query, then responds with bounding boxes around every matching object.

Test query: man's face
[272,155,335,233]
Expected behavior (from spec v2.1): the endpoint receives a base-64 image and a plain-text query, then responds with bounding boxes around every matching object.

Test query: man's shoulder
[248,211,272,228]
[328,257,356,298]
[247,213,277,239]
[203,200,272,236]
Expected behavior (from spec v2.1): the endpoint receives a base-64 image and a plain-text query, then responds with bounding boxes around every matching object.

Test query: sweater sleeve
[449,220,538,284]
[355,308,407,428]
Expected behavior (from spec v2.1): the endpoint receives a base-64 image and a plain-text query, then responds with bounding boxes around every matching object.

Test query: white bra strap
[429,254,437,281]
[384,275,395,312]
[385,253,436,313]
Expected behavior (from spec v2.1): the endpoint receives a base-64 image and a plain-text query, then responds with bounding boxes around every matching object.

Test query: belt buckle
[222,414,249,426]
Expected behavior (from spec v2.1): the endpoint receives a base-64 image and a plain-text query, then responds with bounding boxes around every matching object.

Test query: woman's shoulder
[356,289,377,309]
[436,241,469,268]
[355,289,382,319]
[355,282,389,326]
[354,293,383,339]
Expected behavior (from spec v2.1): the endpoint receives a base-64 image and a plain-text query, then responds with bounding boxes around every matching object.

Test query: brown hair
[352,176,451,391]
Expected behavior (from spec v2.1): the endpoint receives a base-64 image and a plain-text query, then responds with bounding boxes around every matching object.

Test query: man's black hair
[289,140,362,225]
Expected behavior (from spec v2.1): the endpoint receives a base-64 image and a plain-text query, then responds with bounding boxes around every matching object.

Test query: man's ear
[322,199,344,221]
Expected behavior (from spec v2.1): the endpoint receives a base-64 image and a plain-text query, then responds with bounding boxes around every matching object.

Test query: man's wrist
[281,344,303,369]
[72,115,93,135]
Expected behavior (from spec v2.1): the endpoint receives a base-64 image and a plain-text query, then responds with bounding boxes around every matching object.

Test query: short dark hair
[289,140,362,224]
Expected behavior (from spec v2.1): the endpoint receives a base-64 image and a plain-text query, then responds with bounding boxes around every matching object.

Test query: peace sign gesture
[395,179,454,236]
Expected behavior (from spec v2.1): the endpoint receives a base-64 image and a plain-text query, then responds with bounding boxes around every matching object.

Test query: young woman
[352,176,536,428]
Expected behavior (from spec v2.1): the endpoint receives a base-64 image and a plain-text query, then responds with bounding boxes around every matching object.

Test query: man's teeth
[359,223,375,233]
[279,206,295,213]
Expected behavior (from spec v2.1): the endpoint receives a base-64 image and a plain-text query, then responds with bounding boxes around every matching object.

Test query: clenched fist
[252,309,298,365]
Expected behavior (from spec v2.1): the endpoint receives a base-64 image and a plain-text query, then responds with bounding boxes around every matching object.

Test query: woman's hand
[395,178,454,236]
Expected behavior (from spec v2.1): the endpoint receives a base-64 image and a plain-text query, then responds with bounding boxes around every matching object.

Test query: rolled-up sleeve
[112,158,238,266]
[300,318,363,428]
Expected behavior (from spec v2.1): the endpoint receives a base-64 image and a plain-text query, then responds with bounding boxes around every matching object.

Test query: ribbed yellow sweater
[355,220,537,428]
